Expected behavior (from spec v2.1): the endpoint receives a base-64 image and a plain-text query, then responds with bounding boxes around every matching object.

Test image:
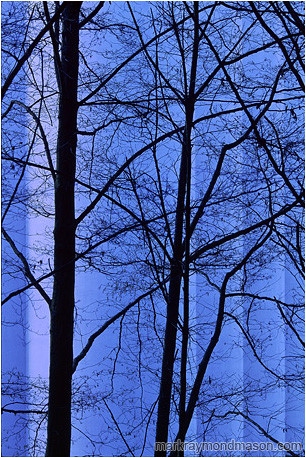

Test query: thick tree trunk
[46,3,81,456]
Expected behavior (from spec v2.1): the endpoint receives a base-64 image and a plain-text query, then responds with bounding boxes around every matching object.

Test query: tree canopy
[2,1,304,456]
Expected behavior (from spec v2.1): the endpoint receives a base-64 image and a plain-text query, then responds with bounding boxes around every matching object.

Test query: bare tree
[1,2,304,457]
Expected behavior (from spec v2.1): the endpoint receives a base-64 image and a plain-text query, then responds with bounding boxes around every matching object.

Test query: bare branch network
[1,1,304,457]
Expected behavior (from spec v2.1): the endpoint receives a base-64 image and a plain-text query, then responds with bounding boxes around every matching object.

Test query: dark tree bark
[46,3,81,456]
[155,4,199,455]
[154,125,186,457]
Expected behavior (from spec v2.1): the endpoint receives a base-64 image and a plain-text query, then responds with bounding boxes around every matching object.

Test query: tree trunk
[155,5,199,455]
[46,3,81,456]
[154,118,193,457]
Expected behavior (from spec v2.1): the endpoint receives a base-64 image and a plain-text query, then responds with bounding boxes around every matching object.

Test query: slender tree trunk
[46,3,81,456]
[155,5,199,455]
[178,7,199,456]
[154,161,186,456]
[178,108,191,458]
